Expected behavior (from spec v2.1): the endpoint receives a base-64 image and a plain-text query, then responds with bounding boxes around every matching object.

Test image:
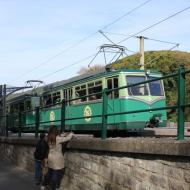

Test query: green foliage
[111,50,190,121]
[77,64,104,75]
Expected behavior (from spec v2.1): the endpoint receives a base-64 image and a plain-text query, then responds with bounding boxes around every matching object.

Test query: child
[34,133,49,185]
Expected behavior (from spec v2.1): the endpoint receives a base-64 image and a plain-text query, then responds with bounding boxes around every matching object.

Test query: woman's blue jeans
[47,168,65,190]
[35,160,42,184]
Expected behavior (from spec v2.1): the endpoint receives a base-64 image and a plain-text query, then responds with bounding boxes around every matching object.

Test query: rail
[0,66,189,140]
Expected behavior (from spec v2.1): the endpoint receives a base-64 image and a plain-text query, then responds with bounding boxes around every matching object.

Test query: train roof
[43,67,162,91]
[6,93,33,104]
[7,67,163,98]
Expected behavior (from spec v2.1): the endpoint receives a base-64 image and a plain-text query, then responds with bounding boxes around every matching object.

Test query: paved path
[0,159,40,190]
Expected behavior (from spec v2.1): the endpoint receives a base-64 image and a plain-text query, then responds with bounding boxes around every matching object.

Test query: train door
[106,76,119,126]
[106,77,119,99]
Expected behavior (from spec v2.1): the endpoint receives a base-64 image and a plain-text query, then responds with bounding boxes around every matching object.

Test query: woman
[47,126,74,190]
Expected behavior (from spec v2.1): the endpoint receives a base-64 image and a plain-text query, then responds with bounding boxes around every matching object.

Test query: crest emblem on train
[50,111,56,121]
[84,106,92,122]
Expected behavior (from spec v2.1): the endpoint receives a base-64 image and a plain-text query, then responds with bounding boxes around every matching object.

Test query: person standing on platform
[47,126,74,190]
[34,133,49,185]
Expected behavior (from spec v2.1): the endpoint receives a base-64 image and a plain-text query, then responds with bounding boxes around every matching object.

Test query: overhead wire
[145,43,180,65]
[118,5,190,44]
[11,0,152,82]
[11,32,98,81]
[16,3,190,81]
[38,53,96,80]
[41,4,190,80]
[101,0,152,30]
[102,31,179,46]
[145,37,179,45]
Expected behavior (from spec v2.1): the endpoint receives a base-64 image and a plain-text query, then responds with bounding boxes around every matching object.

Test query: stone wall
[0,137,190,190]
[62,151,190,190]
[0,143,35,172]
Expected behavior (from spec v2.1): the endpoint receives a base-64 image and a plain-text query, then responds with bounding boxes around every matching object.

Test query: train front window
[148,77,164,96]
[126,76,148,96]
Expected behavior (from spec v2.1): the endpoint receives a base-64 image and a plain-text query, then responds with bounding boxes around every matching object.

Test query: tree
[77,64,104,75]
[111,50,190,121]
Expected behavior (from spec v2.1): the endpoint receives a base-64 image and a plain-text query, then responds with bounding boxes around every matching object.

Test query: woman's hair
[48,126,59,145]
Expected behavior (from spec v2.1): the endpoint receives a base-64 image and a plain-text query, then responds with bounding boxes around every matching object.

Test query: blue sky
[0,0,190,87]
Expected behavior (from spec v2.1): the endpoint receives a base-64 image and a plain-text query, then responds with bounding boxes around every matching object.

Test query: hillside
[111,50,190,121]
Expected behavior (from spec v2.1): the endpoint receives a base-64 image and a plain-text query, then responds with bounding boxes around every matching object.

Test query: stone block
[119,157,135,167]
[164,166,183,179]
[135,159,147,170]
[99,157,112,167]
[123,175,139,189]
[90,162,100,174]
[82,160,91,170]
[168,179,189,190]
[149,173,167,188]
[133,167,149,182]
[104,182,129,190]
[184,170,190,183]
[136,182,166,190]
[175,162,190,170]
[118,163,131,174]
[146,161,164,174]
[99,165,114,181]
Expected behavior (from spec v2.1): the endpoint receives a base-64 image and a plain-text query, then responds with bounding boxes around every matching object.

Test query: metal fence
[1,66,190,140]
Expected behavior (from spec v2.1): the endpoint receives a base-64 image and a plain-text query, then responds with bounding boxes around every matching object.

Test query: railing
[0,66,190,140]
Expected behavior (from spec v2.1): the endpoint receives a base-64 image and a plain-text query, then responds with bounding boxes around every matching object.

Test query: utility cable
[102,31,179,46]
[118,5,190,44]
[145,43,179,65]
[38,54,96,80]
[101,0,152,30]
[11,0,152,83]
[11,32,98,81]
[145,37,179,45]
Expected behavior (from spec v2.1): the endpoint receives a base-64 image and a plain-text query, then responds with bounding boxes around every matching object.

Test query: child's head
[40,133,46,140]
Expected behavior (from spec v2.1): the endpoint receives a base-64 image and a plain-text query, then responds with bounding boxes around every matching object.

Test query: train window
[95,81,102,85]
[68,88,73,100]
[19,102,24,112]
[25,100,31,110]
[75,86,80,91]
[43,94,52,105]
[81,85,86,89]
[64,88,73,105]
[88,80,102,101]
[11,104,19,113]
[114,78,119,98]
[148,77,164,96]
[126,76,148,96]
[53,92,61,104]
[107,77,119,99]
[75,84,87,102]
[88,82,94,88]
[63,89,67,100]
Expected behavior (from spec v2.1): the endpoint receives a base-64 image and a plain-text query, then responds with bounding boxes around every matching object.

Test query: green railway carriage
[6,68,167,132]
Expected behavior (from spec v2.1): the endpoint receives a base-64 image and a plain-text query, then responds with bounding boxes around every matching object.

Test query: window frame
[106,76,119,99]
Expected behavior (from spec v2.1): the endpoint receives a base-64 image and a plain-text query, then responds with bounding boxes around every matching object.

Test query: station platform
[0,159,39,190]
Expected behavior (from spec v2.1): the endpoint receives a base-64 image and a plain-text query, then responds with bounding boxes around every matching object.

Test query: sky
[0,0,190,87]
